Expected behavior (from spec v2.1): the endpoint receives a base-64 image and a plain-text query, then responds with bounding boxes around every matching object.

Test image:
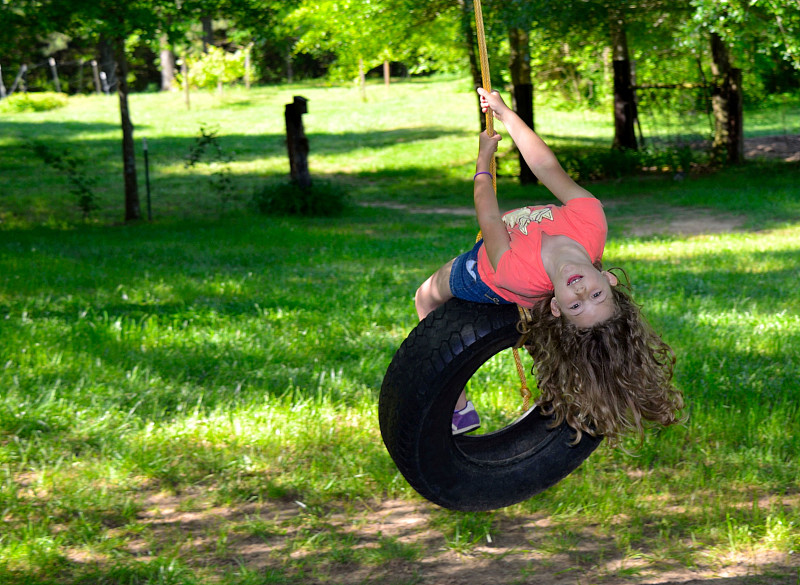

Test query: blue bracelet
[474,171,493,180]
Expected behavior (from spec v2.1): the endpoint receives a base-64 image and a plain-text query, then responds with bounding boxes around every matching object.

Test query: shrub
[179,46,248,90]
[559,144,703,181]
[185,124,236,215]
[253,180,349,217]
[0,92,68,113]
[26,140,99,218]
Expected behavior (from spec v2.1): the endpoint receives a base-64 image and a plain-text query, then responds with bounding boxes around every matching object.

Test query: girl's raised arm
[474,131,510,270]
[477,88,593,205]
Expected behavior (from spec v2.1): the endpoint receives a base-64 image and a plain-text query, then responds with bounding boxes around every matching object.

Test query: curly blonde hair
[524,275,684,447]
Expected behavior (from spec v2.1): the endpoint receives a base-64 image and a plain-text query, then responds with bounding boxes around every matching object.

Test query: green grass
[1,77,800,583]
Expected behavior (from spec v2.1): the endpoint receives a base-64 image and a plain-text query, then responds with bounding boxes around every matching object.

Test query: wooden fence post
[48,57,61,93]
[285,96,311,189]
[9,64,28,95]
[91,60,102,94]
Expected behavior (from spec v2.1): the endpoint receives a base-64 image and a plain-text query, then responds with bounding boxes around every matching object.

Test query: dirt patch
[744,135,800,163]
[363,201,747,238]
[619,207,746,237]
[105,489,800,585]
[363,135,798,239]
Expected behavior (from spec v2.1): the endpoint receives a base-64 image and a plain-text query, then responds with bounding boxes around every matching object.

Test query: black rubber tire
[379,297,603,511]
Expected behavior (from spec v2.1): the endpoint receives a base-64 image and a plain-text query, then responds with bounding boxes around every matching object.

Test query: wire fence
[0,57,116,99]
[633,83,715,148]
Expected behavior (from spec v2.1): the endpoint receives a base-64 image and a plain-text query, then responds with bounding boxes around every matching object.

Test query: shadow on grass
[1,488,797,585]
[1,210,799,584]
[0,120,467,161]
[2,212,799,411]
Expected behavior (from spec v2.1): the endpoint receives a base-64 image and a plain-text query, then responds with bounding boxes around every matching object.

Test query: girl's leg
[414,258,467,410]
[414,258,455,321]
[414,258,468,411]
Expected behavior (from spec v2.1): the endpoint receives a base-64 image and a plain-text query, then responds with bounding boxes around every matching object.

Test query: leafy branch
[185,124,236,215]
[27,140,99,219]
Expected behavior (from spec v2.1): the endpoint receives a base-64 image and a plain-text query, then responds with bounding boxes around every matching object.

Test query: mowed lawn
[1,78,799,584]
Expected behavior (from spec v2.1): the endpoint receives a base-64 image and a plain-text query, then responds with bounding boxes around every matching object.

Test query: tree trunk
[710,32,743,165]
[98,38,118,93]
[115,41,141,222]
[159,34,175,91]
[509,27,536,185]
[610,13,637,150]
[181,58,191,110]
[358,58,366,102]
[202,17,213,52]
[286,52,293,83]
[459,0,485,130]
[245,45,251,89]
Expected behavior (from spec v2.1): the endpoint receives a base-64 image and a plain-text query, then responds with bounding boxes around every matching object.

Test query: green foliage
[253,179,348,217]
[181,46,248,90]
[287,0,466,81]
[691,0,800,71]
[25,140,99,218]
[558,144,702,181]
[0,92,68,113]
[185,124,236,215]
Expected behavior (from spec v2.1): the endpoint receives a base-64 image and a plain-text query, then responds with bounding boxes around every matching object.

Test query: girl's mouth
[567,274,583,286]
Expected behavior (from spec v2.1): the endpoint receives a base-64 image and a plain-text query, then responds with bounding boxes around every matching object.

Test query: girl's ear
[602,271,619,287]
[550,297,561,317]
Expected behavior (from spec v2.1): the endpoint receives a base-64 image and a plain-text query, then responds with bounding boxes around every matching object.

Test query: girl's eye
[592,291,603,299]
[569,303,580,310]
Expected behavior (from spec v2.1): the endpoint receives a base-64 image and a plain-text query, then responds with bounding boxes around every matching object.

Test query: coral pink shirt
[476,197,607,308]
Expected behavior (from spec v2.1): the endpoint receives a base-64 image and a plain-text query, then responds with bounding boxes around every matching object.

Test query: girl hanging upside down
[414,88,684,445]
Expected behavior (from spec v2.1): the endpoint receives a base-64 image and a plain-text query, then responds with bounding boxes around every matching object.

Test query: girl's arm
[474,131,510,270]
[477,88,594,205]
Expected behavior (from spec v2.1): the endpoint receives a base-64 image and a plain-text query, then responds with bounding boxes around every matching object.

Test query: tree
[287,0,464,85]
[687,0,799,164]
[690,0,800,72]
[508,27,536,183]
[609,10,637,150]
[159,34,176,91]
[709,32,743,164]
[9,0,204,221]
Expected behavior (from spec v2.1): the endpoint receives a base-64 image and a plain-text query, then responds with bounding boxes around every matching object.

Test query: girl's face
[550,266,618,329]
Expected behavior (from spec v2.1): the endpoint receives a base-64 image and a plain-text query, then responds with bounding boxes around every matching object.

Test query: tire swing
[377,1,602,512]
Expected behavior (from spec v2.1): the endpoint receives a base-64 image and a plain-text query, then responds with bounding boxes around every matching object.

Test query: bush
[253,180,349,217]
[26,140,99,218]
[558,144,703,181]
[0,92,68,113]
[179,46,248,90]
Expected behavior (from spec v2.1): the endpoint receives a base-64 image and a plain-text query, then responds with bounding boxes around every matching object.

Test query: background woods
[2,1,798,187]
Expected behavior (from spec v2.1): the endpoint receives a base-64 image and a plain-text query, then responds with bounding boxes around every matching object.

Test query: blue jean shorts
[449,240,514,305]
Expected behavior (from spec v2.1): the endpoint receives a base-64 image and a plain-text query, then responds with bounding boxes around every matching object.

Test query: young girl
[415,88,683,444]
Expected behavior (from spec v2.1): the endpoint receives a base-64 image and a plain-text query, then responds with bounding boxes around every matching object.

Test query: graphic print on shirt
[502,206,554,235]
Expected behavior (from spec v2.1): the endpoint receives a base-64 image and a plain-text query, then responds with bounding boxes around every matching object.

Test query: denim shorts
[449,240,514,305]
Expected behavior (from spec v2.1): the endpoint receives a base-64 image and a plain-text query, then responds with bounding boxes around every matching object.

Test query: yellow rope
[473,0,530,413]
[472,0,496,194]
[513,348,531,412]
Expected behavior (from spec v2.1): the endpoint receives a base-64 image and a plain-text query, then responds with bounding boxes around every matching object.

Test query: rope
[473,0,530,413]
[513,346,532,412]
[472,0,496,193]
